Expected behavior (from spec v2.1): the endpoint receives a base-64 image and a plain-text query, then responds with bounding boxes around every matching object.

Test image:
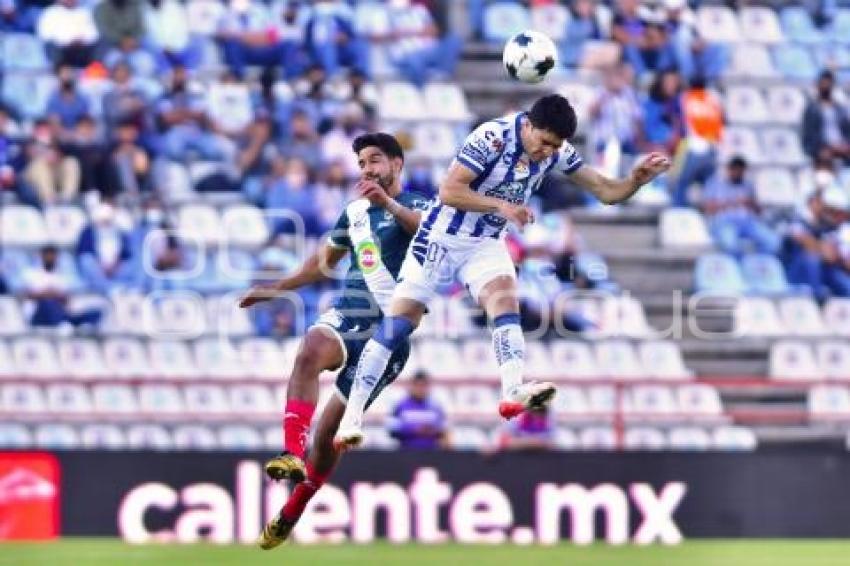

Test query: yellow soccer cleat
[257,514,296,550]
[264,452,306,483]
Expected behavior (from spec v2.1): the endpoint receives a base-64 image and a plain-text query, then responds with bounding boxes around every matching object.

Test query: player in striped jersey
[333,94,671,449]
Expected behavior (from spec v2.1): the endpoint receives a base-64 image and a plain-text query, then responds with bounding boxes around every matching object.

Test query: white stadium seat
[422,83,472,122]
[238,338,287,379]
[91,384,138,415]
[0,205,48,247]
[57,339,109,379]
[809,385,850,418]
[779,297,828,336]
[815,341,850,380]
[80,424,127,450]
[601,296,654,338]
[12,338,61,378]
[172,424,218,450]
[824,298,850,336]
[625,385,677,418]
[138,384,185,415]
[530,4,570,42]
[103,337,151,379]
[595,341,644,379]
[126,424,173,450]
[739,7,784,44]
[229,384,276,415]
[0,424,32,448]
[149,340,198,379]
[770,340,821,380]
[579,427,617,450]
[734,297,787,337]
[761,128,807,167]
[221,205,270,249]
[549,341,600,380]
[697,7,742,43]
[413,122,458,161]
[378,82,425,121]
[727,44,777,78]
[550,386,590,418]
[452,425,491,451]
[459,339,499,379]
[659,208,712,248]
[720,126,765,165]
[194,338,244,379]
[44,206,86,248]
[178,204,221,246]
[416,340,466,380]
[553,427,579,450]
[45,384,92,415]
[206,294,254,337]
[668,427,711,450]
[677,384,723,417]
[724,86,769,124]
[766,85,806,125]
[712,426,757,450]
[0,340,16,377]
[1,383,46,414]
[638,341,693,380]
[153,294,207,338]
[219,425,264,450]
[0,297,26,337]
[624,427,667,450]
[755,167,797,208]
[34,423,79,449]
[454,385,499,418]
[183,384,231,415]
[110,292,155,336]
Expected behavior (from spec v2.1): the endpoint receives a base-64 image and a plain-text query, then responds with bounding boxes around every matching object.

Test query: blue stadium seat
[828,9,850,44]
[1,33,49,71]
[483,2,530,42]
[1,73,56,119]
[780,7,825,44]
[694,253,747,295]
[772,44,817,81]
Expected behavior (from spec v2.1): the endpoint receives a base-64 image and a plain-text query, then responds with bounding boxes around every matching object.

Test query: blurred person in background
[783,186,850,300]
[640,69,684,155]
[24,245,102,330]
[143,0,194,69]
[102,61,148,133]
[1,0,38,32]
[671,74,723,206]
[588,62,643,173]
[493,404,554,452]
[264,155,322,236]
[562,0,604,67]
[387,370,449,450]
[611,0,645,52]
[0,107,40,207]
[623,21,676,79]
[664,0,725,83]
[103,34,160,76]
[305,0,368,77]
[37,0,99,66]
[700,156,780,257]
[314,159,353,232]
[24,118,80,205]
[94,0,144,48]
[322,102,368,179]
[76,202,134,293]
[802,70,850,162]
[280,109,322,170]
[46,64,91,138]
[404,160,437,198]
[104,120,150,197]
[61,114,108,195]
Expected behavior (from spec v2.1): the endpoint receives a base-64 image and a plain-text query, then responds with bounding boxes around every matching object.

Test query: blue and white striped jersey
[429,111,584,239]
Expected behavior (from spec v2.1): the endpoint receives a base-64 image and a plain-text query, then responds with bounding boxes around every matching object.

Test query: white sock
[341,338,392,428]
[492,322,525,398]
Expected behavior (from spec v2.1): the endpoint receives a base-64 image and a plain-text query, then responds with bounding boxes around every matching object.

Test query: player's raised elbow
[438,184,461,207]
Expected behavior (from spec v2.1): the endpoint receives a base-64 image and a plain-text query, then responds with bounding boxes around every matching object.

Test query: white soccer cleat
[333,412,366,452]
[498,381,557,420]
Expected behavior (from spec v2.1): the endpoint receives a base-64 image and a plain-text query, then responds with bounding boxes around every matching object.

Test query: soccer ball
[502,31,558,84]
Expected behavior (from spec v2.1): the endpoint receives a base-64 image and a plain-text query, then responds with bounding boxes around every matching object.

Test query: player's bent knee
[373,315,415,350]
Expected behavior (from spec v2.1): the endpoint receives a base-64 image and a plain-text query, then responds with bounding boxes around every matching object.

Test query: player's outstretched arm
[439,162,534,228]
[238,244,347,308]
[568,152,671,205]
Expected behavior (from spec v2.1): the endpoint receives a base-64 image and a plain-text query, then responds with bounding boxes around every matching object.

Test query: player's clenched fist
[630,152,672,187]
[498,202,535,229]
[357,179,390,207]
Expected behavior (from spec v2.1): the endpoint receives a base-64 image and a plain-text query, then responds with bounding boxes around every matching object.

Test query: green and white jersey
[327,191,432,322]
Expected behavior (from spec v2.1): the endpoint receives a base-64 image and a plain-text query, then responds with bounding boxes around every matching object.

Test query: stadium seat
[595,341,644,379]
[549,341,600,380]
[153,293,206,338]
[138,384,185,415]
[0,424,32,448]
[624,427,667,450]
[625,385,677,419]
[585,385,617,417]
[0,249,34,293]
[178,204,222,246]
[815,341,850,380]
[483,2,531,42]
[102,337,151,379]
[808,385,850,418]
[773,45,818,81]
[80,424,126,450]
[754,167,797,208]
[126,424,173,450]
[1,33,48,70]
[525,340,559,380]
[454,385,499,419]
[459,339,500,380]
[44,206,86,248]
[207,81,253,135]
[194,338,244,379]
[111,292,154,336]
[413,122,458,161]
[219,425,264,450]
[422,83,473,122]
[601,295,654,338]
[765,85,806,126]
[733,297,787,337]
[761,128,807,167]
[45,384,92,415]
[740,254,791,295]
[739,7,784,44]
[186,0,226,36]
[770,340,821,380]
[212,249,255,291]
[378,82,426,121]
[229,384,276,415]
[238,338,287,379]
[550,386,590,418]
[12,337,61,378]
[697,6,741,42]
[779,7,824,44]
[659,208,712,248]
[416,340,466,380]
[530,4,570,42]
[828,9,850,44]
[221,205,270,249]
[779,297,828,336]
[56,339,109,379]
[668,427,711,450]
[557,84,596,134]
[0,340,16,377]
[361,426,398,450]
[149,340,198,379]
[0,298,25,337]
[724,86,769,124]
[578,427,617,450]
[578,41,621,70]
[1,383,46,414]
[183,384,230,415]
[720,126,764,165]
[824,298,850,336]
[677,384,723,418]
[638,341,693,380]
[712,426,757,450]
[91,384,138,415]
[553,427,579,450]
[812,44,850,71]
[727,44,777,78]
[264,425,283,451]
[0,205,48,247]
[34,423,79,449]
[452,426,491,451]
[694,253,746,295]
[1,73,55,119]
[427,385,456,418]
[172,424,218,450]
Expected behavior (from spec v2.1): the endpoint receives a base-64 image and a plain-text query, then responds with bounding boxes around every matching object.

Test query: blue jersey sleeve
[556,142,584,175]
[455,120,506,175]
[327,209,350,249]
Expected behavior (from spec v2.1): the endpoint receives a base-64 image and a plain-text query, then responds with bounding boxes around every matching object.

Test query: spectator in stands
[0,271,8,295]
[61,115,107,195]
[76,202,134,293]
[562,0,604,67]
[104,120,150,197]
[248,243,302,337]
[700,156,780,257]
[314,159,350,232]
[305,0,368,78]
[94,0,144,47]
[131,196,183,290]
[494,405,554,452]
[1,0,37,32]
[24,245,102,330]
[24,118,80,205]
[321,102,368,179]
[37,0,100,67]
[388,371,449,450]
[588,63,642,173]
[217,0,305,79]
[347,69,378,121]
[280,109,322,170]
[291,65,337,133]
[664,0,725,83]
[612,0,645,50]
[369,0,460,87]
[206,71,255,140]
[102,61,148,133]
[404,160,437,198]
[46,64,91,136]
[671,75,723,207]
[143,0,194,69]
[103,35,160,77]
[624,22,676,78]
[1,107,40,207]
[640,69,684,155]
[265,155,321,236]
[802,70,850,162]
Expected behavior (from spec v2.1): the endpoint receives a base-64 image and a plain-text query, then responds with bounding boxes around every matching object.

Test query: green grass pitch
[2,539,850,566]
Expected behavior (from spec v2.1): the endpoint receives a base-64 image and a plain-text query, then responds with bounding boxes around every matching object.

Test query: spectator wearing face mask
[76,202,135,293]
[802,70,850,162]
[24,245,102,329]
[23,118,81,205]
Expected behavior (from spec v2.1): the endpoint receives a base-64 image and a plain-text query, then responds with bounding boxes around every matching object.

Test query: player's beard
[370,172,394,190]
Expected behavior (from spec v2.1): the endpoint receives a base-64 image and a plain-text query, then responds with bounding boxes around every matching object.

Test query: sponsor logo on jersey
[356,241,381,274]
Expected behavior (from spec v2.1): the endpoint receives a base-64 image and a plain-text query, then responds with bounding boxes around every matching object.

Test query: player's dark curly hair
[352,132,404,162]
[527,94,578,140]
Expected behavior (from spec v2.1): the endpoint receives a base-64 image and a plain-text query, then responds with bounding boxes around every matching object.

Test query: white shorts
[395,232,516,306]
